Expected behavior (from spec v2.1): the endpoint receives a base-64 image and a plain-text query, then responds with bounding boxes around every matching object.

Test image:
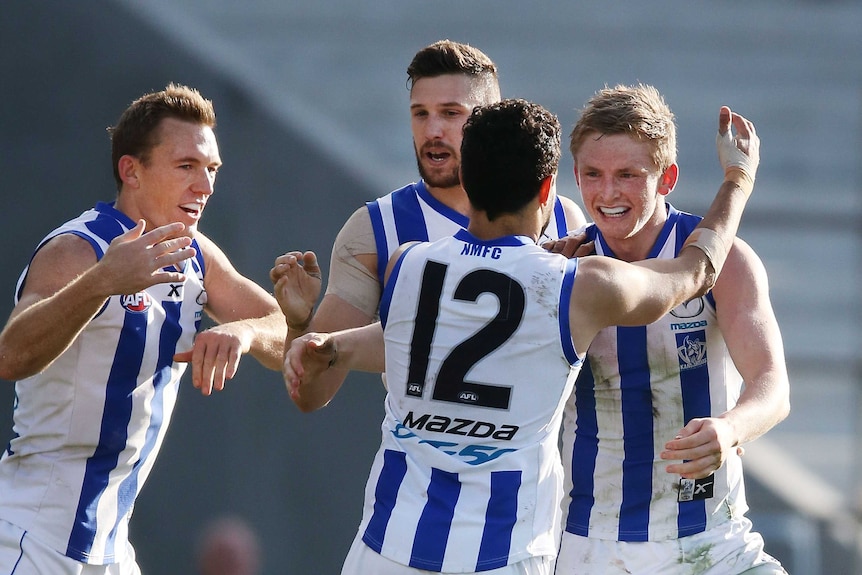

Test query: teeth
[181,203,202,213]
[600,206,626,215]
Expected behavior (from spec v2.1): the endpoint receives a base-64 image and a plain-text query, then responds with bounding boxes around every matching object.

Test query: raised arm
[0,221,193,381]
[570,106,759,353]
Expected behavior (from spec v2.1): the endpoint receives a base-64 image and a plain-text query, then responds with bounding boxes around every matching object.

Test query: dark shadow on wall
[0,2,385,573]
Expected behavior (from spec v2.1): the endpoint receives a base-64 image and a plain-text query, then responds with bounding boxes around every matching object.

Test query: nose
[424,113,445,140]
[596,176,618,201]
[193,168,216,196]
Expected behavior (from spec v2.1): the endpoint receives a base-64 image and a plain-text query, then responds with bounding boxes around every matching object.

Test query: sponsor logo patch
[121,292,152,313]
[678,474,715,501]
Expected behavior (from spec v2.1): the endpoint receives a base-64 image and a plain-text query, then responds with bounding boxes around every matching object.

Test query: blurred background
[1,1,860,573]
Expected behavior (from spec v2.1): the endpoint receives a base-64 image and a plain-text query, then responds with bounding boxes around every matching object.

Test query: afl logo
[121,292,152,313]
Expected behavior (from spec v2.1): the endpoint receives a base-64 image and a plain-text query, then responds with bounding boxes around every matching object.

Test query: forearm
[288,323,384,413]
[718,371,790,446]
[0,273,109,380]
[683,177,751,283]
[237,311,287,371]
[329,324,385,373]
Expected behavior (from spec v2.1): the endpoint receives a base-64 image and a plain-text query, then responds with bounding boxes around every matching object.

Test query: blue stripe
[565,360,598,535]
[618,325,653,541]
[365,200,390,286]
[552,197,567,237]
[414,181,468,229]
[410,467,461,571]
[559,258,579,363]
[68,306,147,559]
[362,449,408,553]
[391,186,428,246]
[476,470,521,571]
[109,301,184,548]
[676,329,711,536]
[84,216,126,248]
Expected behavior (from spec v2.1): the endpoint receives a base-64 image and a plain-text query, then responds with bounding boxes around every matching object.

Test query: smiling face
[574,132,677,260]
[410,74,493,193]
[116,117,222,236]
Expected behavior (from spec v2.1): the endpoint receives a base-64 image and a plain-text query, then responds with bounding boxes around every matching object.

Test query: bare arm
[0,221,193,381]
[272,207,380,411]
[661,239,790,478]
[283,323,385,405]
[177,231,286,395]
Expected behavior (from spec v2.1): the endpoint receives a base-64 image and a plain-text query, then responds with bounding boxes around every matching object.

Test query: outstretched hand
[270,251,321,329]
[98,220,195,295]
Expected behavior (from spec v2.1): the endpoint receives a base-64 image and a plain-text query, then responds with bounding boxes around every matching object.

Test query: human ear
[658,163,679,196]
[118,155,140,189]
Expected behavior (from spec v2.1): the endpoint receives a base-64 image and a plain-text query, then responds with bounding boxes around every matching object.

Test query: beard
[414,144,461,189]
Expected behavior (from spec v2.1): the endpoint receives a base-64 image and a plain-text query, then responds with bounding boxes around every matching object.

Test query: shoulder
[18,233,99,302]
[32,232,99,270]
[384,241,420,284]
[337,206,373,241]
[191,230,233,279]
[712,237,769,301]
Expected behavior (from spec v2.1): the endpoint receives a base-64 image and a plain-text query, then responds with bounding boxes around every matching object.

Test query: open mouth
[599,206,628,217]
[180,203,203,218]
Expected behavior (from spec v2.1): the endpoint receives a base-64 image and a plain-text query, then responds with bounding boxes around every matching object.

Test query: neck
[424,181,472,216]
[602,203,669,262]
[467,209,541,243]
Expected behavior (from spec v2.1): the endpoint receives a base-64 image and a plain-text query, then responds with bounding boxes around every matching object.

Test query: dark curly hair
[461,99,561,221]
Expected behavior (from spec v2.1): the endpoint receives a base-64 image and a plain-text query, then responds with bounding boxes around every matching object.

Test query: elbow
[691,266,718,300]
[0,347,28,382]
[291,395,327,414]
[778,395,791,424]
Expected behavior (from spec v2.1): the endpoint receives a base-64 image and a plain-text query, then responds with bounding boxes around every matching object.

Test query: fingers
[542,233,595,259]
[270,251,321,284]
[665,458,718,480]
[284,334,333,399]
[300,251,321,276]
[715,106,759,187]
[177,334,243,396]
[718,106,732,136]
[140,221,188,244]
[271,252,302,284]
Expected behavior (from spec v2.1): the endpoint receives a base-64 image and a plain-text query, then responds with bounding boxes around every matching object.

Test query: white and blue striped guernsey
[366,181,574,286]
[0,202,205,564]
[360,230,581,572]
[561,204,746,543]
